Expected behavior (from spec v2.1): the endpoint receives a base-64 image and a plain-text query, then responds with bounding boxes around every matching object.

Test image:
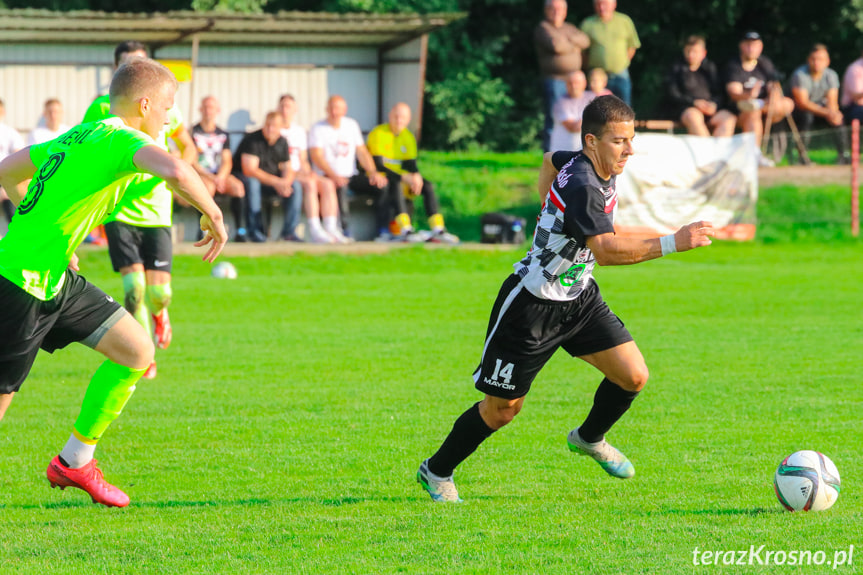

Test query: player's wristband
[660,234,677,256]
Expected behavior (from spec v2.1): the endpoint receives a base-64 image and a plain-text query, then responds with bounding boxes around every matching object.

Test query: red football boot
[46,456,130,508]
[152,309,172,349]
[142,361,157,380]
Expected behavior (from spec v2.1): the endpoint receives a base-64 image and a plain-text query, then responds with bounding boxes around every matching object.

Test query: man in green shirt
[580,0,640,106]
[83,41,198,380]
[0,58,227,508]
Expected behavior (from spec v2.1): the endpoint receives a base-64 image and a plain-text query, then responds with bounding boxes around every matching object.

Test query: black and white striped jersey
[514,151,617,301]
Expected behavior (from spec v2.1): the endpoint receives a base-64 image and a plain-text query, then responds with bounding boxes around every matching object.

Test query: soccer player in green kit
[0,58,227,507]
[83,41,198,379]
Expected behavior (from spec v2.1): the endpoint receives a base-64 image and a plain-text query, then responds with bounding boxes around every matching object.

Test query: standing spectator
[840,49,863,126]
[27,99,70,145]
[366,102,459,243]
[790,44,846,164]
[0,98,24,230]
[534,0,591,152]
[663,36,736,137]
[277,94,347,244]
[191,96,246,235]
[308,95,387,239]
[723,31,794,166]
[580,0,641,105]
[550,71,595,152]
[231,112,299,242]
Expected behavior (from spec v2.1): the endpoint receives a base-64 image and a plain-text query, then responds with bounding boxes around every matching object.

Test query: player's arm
[587,221,715,266]
[0,147,37,205]
[538,152,558,203]
[133,145,227,261]
[170,125,198,165]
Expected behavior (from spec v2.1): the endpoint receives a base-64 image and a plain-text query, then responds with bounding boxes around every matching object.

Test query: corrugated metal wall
[0,41,423,143]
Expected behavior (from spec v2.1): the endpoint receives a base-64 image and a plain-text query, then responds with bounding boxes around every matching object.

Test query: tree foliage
[6,0,861,150]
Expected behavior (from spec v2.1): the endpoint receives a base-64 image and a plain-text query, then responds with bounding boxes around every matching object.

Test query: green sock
[73,360,146,442]
[146,282,172,315]
[123,271,150,334]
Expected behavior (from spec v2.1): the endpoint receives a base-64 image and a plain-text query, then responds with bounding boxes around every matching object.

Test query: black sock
[2,199,14,222]
[230,197,245,232]
[427,402,495,477]
[578,378,640,443]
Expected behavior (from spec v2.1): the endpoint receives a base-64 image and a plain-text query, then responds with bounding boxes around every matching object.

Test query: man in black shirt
[417,96,715,502]
[664,36,736,136]
[232,112,300,242]
[723,31,794,164]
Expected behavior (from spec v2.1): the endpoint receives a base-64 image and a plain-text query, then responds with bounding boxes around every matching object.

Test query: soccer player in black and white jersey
[418,95,715,502]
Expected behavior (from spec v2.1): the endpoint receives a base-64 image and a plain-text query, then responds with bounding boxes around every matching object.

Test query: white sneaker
[567,428,635,479]
[757,153,775,168]
[307,226,335,244]
[429,230,460,244]
[325,227,351,244]
[417,459,462,502]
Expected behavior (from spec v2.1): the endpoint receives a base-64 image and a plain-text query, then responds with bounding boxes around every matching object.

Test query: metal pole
[852,119,859,237]
[188,34,199,126]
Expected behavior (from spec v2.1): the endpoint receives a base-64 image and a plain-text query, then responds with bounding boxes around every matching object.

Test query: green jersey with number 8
[0,117,154,301]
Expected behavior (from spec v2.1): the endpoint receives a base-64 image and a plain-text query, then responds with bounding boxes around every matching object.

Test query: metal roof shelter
[0,9,463,139]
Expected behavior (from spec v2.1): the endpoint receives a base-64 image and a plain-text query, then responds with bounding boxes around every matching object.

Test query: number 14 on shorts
[491,359,514,384]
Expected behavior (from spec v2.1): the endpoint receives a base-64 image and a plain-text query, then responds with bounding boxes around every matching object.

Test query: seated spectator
[0,98,24,228]
[723,31,794,166]
[367,102,459,243]
[27,98,70,145]
[231,112,300,242]
[191,96,246,235]
[664,35,736,137]
[278,94,347,244]
[587,68,613,97]
[841,49,863,127]
[308,95,387,240]
[790,44,846,164]
[550,71,594,151]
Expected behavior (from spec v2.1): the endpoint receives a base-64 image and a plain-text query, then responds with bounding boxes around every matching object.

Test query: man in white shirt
[308,95,387,239]
[0,98,24,228]
[278,94,347,244]
[27,99,71,146]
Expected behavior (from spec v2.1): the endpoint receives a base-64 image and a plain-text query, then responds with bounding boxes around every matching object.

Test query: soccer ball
[211,261,238,279]
[774,450,840,512]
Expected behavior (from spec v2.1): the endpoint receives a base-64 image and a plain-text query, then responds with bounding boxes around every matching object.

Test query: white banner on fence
[616,132,758,240]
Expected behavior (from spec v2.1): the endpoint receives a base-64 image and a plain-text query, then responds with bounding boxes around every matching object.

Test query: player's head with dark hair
[114,41,148,68]
[581,95,635,179]
[581,95,634,148]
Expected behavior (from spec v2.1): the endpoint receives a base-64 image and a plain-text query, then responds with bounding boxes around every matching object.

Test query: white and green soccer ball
[774,450,840,512]
[211,261,238,280]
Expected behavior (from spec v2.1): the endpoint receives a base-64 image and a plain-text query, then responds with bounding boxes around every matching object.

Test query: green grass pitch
[0,243,860,574]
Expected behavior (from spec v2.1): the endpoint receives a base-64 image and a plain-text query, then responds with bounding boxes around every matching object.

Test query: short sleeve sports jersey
[281,124,308,172]
[192,123,230,174]
[0,117,154,300]
[514,151,616,302]
[366,124,417,176]
[308,117,364,178]
[83,94,183,227]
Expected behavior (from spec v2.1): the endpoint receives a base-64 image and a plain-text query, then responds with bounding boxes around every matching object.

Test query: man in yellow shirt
[366,103,458,244]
